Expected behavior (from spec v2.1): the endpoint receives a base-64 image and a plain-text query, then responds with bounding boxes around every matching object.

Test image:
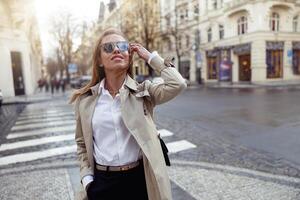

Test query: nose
[112,45,120,54]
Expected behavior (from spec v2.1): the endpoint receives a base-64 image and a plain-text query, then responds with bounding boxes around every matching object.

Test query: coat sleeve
[145,54,187,106]
[74,97,93,183]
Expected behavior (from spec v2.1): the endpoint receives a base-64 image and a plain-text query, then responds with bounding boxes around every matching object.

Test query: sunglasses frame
[100,41,129,53]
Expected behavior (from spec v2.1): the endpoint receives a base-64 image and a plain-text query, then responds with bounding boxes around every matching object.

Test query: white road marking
[17,112,74,120]
[11,120,75,131]
[19,109,70,117]
[158,129,174,137]
[15,116,74,126]
[0,145,76,166]
[7,125,76,139]
[0,134,74,152]
[167,140,197,153]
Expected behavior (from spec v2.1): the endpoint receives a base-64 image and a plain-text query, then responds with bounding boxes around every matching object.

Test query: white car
[0,89,3,107]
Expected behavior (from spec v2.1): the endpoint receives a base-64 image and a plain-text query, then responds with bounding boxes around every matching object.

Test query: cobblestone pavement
[0,104,25,143]
[1,87,300,200]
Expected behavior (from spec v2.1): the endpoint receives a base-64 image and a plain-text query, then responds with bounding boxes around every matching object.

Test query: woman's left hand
[130,43,151,62]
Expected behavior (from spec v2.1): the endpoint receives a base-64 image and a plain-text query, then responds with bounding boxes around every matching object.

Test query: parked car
[0,89,3,107]
[70,75,92,89]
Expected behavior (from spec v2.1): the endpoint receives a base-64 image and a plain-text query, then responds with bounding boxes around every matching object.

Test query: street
[0,87,300,200]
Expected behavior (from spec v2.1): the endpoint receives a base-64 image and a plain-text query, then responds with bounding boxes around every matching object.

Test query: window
[178,35,182,49]
[195,29,201,46]
[266,49,283,78]
[238,16,248,35]
[186,35,190,48]
[270,12,280,31]
[194,4,199,15]
[293,16,298,32]
[194,3,199,20]
[293,49,300,74]
[219,24,224,39]
[207,56,217,79]
[168,39,172,51]
[166,15,171,27]
[212,0,217,9]
[207,27,212,42]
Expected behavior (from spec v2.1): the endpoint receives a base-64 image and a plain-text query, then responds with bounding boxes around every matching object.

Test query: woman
[70,28,186,200]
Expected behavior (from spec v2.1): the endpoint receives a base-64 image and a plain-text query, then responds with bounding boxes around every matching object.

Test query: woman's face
[100,34,130,74]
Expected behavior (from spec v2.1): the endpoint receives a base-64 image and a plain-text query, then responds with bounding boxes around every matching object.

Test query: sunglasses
[100,41,129,53]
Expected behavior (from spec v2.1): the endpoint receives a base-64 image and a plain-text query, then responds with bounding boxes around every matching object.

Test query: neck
[104,72,126,92]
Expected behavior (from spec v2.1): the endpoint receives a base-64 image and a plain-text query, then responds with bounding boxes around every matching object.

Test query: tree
[45,57,58,78]
[170,0,184,73]
[121,0,161,76]
[50,11,80,82]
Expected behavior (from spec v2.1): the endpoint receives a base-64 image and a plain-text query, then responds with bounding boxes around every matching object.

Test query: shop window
[207,27,212,42]
[238,16,248,35]
[270,12,280,31]
[266,50,283,78]
[219,24,224,39]
[293,50,300,74]
[207,57,217,79]
[293,16,299,32]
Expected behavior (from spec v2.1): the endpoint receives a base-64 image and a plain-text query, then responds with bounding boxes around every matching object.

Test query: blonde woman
[70,28,186,200]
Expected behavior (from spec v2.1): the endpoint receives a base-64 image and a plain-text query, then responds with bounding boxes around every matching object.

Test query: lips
[111,55,124,60]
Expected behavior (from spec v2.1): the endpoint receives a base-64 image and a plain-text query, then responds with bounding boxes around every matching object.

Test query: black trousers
[87,162,148,200]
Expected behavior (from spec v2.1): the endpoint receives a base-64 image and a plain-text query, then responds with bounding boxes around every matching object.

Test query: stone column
[251,40,267,82]
[283,41,294,80]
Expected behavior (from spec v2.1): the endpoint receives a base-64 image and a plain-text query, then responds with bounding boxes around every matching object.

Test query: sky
[34,0,109,58]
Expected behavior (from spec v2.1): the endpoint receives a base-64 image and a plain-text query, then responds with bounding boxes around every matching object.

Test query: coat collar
[89,74,138,96]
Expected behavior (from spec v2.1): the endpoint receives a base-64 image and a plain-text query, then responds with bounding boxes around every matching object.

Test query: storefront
[233,43,251,82]
[206,50,218,80]
[266,41,284,79]
[293,41,300,75]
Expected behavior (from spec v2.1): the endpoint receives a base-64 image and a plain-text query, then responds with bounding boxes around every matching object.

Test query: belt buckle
[120,166,128,171]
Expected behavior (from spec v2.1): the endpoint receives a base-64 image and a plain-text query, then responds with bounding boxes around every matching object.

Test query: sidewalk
[188,80,300,89]
[1,159,300,200]
[0,161,196,200]
[2,90,74,105]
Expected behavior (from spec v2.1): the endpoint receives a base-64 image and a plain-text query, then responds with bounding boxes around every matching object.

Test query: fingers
[129,43,144,52]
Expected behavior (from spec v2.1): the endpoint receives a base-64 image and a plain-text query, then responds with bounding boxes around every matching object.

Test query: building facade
[160,0,300,84]
[0,0,43,97]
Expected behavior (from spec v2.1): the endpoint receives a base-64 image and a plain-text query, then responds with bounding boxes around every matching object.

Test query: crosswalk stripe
[15,116,75,126]
[167,140,197,153]
[6,125,76,139]
[158,129,174,137]
[11,120,75,131]
[17,112,74,120]
[0,134,74,152]
[19,109,71,117]
[0,145,77,166]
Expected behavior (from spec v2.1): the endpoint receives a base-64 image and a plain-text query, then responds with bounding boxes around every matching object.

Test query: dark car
[70,75,92,89]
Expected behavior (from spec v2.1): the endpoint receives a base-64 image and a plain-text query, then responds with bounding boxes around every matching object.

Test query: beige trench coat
[74,55,187,200]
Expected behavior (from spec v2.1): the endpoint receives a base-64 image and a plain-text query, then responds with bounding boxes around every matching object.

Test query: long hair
[69,28,133,103]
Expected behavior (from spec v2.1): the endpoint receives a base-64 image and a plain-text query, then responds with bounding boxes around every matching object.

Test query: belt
[95,160,142,172]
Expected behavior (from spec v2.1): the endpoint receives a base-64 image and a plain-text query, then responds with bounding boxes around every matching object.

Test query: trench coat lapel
[84,83,101,168]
